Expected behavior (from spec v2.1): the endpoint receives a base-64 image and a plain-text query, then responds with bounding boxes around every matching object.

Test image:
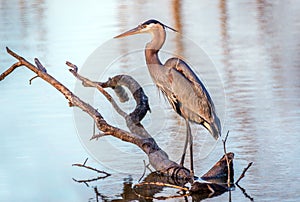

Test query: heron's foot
[178,159,197,181]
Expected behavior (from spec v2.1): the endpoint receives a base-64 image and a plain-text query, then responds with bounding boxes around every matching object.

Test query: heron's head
[114,19,177,39]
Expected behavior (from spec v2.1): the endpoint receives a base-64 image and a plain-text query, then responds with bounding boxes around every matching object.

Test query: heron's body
[115,19,221,175]
[146,53,219,136]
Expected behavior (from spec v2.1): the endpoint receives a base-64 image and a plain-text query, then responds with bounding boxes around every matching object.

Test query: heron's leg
[186,120,194,175]
[180,121,189,167]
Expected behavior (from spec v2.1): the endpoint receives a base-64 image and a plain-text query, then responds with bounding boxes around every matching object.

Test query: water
[1,0,300,201]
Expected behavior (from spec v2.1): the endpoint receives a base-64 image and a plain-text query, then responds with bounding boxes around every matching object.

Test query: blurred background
[0,0,300,201]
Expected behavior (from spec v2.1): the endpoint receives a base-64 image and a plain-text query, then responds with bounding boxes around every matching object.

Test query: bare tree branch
[65,60,193,178]
[222,131,232,186]
[67,61,150,124]
[236,162,253,184]
[1,48,239,191]
[1,48,190,179]
[0,61,22,81]
[1,48,255,201]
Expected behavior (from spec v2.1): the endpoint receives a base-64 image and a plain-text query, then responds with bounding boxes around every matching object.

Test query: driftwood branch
[1,48,190,178]
[65,61,192,178]
[1,48,242,196]
[67,61,151,124]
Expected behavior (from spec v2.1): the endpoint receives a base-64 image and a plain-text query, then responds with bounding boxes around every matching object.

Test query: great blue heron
[114,19,221,175]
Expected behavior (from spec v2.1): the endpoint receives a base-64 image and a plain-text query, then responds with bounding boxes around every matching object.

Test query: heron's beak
[114,26,142,39]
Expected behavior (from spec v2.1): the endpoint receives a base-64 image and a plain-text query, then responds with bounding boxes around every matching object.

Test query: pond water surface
[1,0,300,201]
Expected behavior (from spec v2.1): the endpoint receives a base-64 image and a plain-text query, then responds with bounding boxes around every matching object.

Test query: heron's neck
[145,28,166,65]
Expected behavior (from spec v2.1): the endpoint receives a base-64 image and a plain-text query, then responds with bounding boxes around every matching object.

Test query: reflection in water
[171,0,184,56]
[74,171,232,201]
[1,0,300,201]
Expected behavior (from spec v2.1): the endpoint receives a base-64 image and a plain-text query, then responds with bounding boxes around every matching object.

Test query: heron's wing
[166,63,212,122]
[165,58,214,107]
[163,58,221,138]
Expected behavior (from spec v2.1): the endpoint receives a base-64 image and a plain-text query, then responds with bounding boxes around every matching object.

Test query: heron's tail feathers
[203,118,221,140]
